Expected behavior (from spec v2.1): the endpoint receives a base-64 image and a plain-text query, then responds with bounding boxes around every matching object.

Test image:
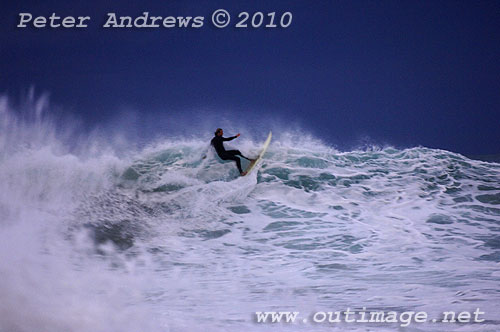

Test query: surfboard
[243,131,272,176]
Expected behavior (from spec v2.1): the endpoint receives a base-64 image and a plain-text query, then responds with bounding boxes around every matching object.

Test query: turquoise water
[1,100,500,332]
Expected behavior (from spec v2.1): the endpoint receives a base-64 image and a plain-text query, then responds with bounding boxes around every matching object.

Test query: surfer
[211,128,253,176]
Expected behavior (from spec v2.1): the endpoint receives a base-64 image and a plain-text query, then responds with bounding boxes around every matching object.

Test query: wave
[1,94,500,331]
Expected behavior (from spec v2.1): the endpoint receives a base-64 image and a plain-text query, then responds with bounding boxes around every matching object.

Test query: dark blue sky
[1,1,499,154]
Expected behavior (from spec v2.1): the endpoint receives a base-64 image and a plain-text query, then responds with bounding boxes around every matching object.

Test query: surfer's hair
[214,128,222,136]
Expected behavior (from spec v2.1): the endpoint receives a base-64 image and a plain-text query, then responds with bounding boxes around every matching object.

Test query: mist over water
[1,95,500,332]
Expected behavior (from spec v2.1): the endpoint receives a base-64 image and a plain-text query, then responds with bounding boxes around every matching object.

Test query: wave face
[1,96,500,332]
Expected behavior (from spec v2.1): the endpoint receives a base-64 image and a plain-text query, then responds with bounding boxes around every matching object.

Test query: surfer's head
[215,128,223,136]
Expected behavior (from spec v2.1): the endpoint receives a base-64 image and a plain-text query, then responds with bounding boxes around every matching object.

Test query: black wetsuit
[211,135,250,173]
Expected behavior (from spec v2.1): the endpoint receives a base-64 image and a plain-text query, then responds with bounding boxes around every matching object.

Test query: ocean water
[1,96,500,332]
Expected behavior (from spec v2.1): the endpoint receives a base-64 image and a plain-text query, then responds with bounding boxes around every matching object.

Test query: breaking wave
[1,94,499,331]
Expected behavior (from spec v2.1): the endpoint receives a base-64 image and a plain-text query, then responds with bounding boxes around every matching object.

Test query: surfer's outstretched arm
[223,133,240,141]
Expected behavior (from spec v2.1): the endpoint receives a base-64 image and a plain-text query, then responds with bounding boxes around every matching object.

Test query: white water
[1,96,500,331]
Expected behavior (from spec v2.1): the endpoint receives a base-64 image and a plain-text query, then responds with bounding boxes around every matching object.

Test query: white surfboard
[243,131,272,176]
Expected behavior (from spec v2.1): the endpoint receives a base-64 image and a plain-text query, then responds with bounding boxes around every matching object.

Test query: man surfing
[211,128,253,176]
